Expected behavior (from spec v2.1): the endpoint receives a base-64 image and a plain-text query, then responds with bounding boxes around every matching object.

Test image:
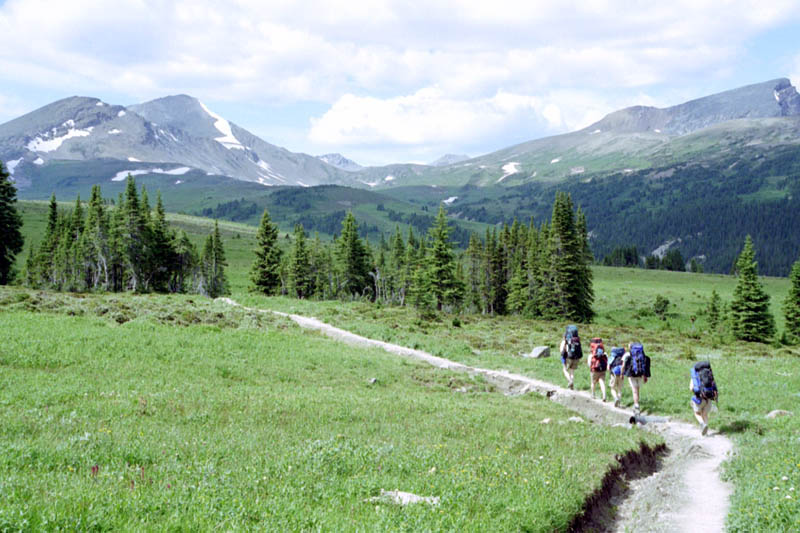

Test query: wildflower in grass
[91,465,99,477]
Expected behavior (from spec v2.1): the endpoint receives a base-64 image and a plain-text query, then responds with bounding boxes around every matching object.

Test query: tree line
[251,192,595,322]
[22,177,230,297]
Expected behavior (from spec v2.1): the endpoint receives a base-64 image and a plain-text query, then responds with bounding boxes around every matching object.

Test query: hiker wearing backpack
[622,342,651,414]
[608,347,625,407]
[690,361,719,436]
[559,325,583,389]
[588,338,608,401]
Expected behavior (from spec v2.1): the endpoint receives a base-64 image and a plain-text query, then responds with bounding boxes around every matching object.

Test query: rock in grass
[367,490,440,506]
[568,416,584,423]
[766,410,793,419]
[523,346,550,359]
[368,378,378,385]
[540,418,551,424]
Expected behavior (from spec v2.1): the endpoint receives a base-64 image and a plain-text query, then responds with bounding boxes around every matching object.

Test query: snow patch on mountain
[384,175,395,181]
[117,110,126,117]
[33,157,44,165]
[6,158,22,174]
[550,157,561,164]
[112,169,149,181]
[108,129,121,135]
[443,196,458,205]
[111,166,192,181]
[497,162,520,183]
[96,101,104,106]
[198,100,245,150]
[128,157,140,162]
[27,126,92,152]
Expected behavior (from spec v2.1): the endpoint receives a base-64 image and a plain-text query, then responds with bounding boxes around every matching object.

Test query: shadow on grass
[718,419,763,435]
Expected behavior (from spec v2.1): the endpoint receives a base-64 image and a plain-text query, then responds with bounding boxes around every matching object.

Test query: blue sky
[0,0,798,166]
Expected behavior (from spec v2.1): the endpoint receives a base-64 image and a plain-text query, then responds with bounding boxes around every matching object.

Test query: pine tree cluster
[252,193,594,321]
[24,178,229,297]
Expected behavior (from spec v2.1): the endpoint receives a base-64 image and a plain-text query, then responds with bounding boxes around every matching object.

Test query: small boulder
[523,346,550,359]
[540,418,551,424]
[568,416,584,423]
[766,410,793,419]
[368,378,378,385]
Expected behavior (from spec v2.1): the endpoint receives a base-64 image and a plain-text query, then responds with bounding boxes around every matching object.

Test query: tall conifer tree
[0,161,23,284]
[730,236,775,342]
[783,257,800,342]
[250,208,283,295]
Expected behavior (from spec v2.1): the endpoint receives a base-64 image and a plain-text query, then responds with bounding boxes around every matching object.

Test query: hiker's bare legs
[598,376,607,400]
[628,377,642,410]
[562,364,574,388]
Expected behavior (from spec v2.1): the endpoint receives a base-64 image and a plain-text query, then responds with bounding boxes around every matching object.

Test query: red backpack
[590,347,608,372]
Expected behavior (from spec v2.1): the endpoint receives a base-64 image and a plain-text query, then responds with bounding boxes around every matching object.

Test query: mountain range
[3,78,799,192]
[3,77,800,276]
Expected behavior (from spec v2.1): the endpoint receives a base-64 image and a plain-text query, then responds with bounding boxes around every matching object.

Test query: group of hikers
[559,325,719,435]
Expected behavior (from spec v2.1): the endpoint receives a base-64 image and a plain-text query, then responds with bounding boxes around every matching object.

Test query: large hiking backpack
[590,347,608,372]
[629,343,646,377]
[590,338,604,357]
[609,347,625,376]
[691,361,718,400]
[564,325,582,360]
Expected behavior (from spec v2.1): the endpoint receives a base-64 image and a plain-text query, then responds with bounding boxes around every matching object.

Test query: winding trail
[219,298,733,532]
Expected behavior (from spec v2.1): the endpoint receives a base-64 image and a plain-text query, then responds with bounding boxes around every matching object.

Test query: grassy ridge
[0,290,659,530]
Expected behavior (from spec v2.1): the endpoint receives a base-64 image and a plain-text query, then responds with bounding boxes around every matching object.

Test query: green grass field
[5,202,800,530]
[0,290,660,531]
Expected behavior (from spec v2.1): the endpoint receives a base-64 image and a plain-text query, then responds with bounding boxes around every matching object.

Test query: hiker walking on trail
[588,338,608,401]
[622,342,650,414]
[559,325,583,390]
[608,347,625,407]
[690,361,719,436]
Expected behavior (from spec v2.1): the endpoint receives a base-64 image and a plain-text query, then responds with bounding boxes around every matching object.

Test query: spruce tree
[150,192,175,292]
[783,258,800,342]
[200,221,229,298]
[288,224,313,299]
[730,236,775,342]
[336,212,372,298]
[426,205,463,311]
[250,208,283,295]
[0,161,24,284]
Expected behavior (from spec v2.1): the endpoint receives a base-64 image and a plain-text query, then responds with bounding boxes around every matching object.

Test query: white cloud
[309,88,559,146]
[1,1,799,163]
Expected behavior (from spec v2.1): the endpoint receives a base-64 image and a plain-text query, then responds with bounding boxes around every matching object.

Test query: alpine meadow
[3,3,800,530]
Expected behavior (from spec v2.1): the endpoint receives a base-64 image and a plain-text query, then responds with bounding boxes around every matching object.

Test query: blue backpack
[629,343,647,377]
[691,361,717,401]
[609,347,625,376]
[564,325,582,360]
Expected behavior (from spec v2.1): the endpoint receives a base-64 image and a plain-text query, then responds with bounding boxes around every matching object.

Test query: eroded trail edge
[219,298,733,532]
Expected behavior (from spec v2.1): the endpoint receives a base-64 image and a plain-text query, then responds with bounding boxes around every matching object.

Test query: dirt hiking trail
[220,298,733,532]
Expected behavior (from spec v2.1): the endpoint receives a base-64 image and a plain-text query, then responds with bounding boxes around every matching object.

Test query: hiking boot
[567,382,574,390]
[701,423,709,436]
[602,396,607,403]
[633,404,640,415]
[614,398,621,408]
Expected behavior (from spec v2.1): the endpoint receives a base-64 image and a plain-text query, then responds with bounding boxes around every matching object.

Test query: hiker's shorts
[609,374,622,388]
[563,358,580,370]
[692,398,712,415]
[590,370,606,381]
[628,376,643,390]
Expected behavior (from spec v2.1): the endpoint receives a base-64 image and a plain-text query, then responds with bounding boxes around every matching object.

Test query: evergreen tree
[336,212,372,298]
[464,233,484,312]
[170,230,198,294]
[0,161,24,284]
[783,258,800,342]
[287,224,313,298]
[199,220,229,298]
[150,192,175,292]
[426,205,463,311]
[249,208,283,295]
[122,177,150,291]
[730,236,775,342]
[574,209,595,322]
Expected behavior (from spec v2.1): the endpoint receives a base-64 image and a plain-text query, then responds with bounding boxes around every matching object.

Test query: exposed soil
[219,298,734,532]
